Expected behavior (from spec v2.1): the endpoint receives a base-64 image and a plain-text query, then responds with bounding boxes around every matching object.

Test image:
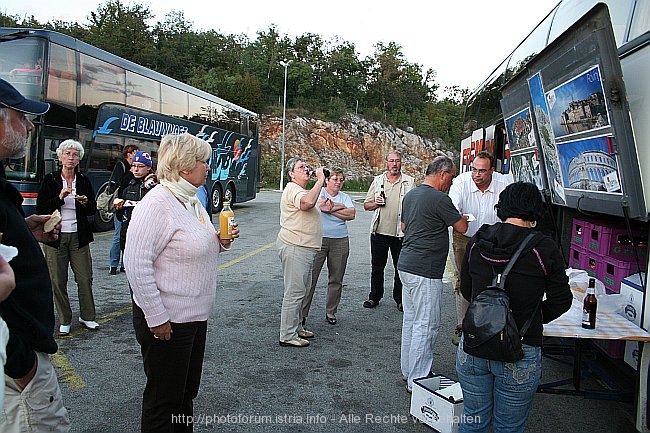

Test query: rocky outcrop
[260,114,456,181]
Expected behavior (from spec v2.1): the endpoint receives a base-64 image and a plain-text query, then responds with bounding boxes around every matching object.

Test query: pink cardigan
[124,185,224,327]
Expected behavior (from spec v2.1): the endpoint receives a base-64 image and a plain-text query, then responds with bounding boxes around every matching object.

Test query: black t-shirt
[398,184,462,279]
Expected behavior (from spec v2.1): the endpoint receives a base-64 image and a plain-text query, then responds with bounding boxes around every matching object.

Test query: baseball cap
[132,151,153,167]
[0,79,49,115]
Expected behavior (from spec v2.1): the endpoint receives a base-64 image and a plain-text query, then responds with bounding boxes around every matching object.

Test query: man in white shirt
[448,151,512,345]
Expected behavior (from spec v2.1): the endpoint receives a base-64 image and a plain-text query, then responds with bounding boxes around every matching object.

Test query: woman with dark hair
[456,181,571,433]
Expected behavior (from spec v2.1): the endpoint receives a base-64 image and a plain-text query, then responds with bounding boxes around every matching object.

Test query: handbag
[96,186,119,213]
[462,232,539,363]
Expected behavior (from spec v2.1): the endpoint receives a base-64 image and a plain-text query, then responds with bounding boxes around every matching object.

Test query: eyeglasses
[471,168,489,174]
[62,152,80,159]
[329,177,344,183]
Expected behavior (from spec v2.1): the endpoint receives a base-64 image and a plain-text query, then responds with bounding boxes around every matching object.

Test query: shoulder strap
[498,232,536,289]
[498,231,539,336]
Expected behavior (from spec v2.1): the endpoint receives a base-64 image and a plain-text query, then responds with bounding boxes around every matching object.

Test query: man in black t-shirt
[0,78,70,431]
[397,156,468,393]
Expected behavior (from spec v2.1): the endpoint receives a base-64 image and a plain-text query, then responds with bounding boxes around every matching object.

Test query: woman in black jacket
[37,139,98,336]
[456,181,572,433]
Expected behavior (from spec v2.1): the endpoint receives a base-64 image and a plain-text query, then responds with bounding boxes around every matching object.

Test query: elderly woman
[456,181,571,433]
[37,139,98,335]
[278,157,327,347]
[124,133,238,432]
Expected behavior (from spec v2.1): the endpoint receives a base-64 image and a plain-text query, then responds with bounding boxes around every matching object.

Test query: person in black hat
[0,78,70,432]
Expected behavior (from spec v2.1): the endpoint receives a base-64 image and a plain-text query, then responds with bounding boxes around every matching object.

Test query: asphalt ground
[53,190,639,432]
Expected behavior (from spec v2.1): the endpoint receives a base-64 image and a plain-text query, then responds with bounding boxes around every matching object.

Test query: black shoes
[397,303,403,312]
[363,299,379,308]
[109,267,117,275]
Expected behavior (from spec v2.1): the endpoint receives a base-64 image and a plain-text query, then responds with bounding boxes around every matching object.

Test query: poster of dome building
[545,65,610,140]
[557,135,620,193]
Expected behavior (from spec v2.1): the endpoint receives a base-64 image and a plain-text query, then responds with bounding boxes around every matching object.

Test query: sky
[4,0,561,94]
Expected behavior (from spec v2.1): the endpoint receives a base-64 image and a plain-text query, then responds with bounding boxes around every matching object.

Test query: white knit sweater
[124,185,223,327]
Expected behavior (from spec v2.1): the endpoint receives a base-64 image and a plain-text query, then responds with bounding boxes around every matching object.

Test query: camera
[323,168,330,178]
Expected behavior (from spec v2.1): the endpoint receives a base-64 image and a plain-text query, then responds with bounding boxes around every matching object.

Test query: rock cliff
[260,114,456,181]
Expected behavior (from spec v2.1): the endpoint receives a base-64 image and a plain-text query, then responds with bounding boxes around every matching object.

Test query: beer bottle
[582,277,597,329]
[219,201,235,240]
[378,184,386,206]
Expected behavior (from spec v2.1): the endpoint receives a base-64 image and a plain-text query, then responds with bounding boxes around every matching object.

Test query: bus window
[189,94,210,124]
[506,11,555,81]
[548,0,634,46]
[127,71,161,113]
[80,53,126,108]
[89,135,123,172]
[47,43,76,106]
[0,38,46,101]
[161,84,188,119]
[629,0,650,40]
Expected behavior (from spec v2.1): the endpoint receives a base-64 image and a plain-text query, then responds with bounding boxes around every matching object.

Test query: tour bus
[0,28,261,231]
[460,1,650,430]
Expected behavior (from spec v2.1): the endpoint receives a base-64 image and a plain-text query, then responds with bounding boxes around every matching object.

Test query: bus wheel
[94,183,115,232]
[212,183,224,213]
[224,183,235,205]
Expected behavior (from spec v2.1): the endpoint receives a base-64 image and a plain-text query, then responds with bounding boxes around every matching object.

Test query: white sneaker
[58,324,71,335]
[79,318,99,330]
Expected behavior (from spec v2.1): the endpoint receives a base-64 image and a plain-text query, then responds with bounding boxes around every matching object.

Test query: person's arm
[540,239,572,323]
[299,168,326,210]
[452,215,468,235]
[35,175,62,215]
[363,177,380,211]
[0,256,15,302]
[330,204,356,221]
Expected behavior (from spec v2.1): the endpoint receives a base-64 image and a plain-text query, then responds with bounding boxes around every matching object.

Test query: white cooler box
[410,375,463,433]
[620,273,647,370]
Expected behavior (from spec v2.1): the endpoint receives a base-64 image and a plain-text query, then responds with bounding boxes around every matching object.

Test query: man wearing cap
[0,79,70,431]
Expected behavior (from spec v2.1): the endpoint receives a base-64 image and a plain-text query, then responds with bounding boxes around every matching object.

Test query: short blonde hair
[156,133,211,182]
[57,139,84,160]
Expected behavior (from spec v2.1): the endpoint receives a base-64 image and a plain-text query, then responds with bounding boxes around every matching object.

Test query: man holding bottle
[363,151,415,311]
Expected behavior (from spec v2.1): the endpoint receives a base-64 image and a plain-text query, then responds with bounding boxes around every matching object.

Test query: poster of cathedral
[556,135,621,193]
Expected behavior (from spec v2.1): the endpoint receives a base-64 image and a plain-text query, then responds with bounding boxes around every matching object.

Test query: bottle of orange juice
[219,201,235,240]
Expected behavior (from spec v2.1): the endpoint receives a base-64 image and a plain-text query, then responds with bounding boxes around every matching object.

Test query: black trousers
[369,233,403,304]
[133,303,207,433]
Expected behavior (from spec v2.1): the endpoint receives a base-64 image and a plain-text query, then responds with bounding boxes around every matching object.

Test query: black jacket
[36,169,96,248]
[461,222,572,347]
[0,164,57,378]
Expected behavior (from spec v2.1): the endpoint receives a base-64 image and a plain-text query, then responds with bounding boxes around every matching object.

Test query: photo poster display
[527,72,566,204]
[504,106,544,191]
[556,135,621,193]
[545,65,611,141]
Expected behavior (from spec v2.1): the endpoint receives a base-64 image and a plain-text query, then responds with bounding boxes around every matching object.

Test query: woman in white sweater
[124,133,238,432]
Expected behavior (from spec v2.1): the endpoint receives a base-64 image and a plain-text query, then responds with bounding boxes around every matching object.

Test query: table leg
[636,342,649,433]
[573,338,583,391]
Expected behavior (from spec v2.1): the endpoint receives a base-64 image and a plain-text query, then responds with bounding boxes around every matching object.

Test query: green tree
[86,0,155,67]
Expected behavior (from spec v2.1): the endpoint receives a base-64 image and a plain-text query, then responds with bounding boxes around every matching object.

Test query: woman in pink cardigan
[124,133,239,432]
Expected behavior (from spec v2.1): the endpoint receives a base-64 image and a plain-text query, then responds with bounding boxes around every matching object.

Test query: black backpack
[461,233,538,363]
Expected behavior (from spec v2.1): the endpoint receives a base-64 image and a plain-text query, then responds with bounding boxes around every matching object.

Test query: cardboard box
[620,273,646,328]
[624,341,640,370]
[410,375,463,433]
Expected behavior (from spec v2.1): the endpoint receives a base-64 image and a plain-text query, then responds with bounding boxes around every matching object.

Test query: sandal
[326,315,337,325]
[363,299,378,309]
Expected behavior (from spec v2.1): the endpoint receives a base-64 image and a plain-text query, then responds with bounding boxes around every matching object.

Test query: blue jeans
[456,338,541,433]
[109,217,122,268]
